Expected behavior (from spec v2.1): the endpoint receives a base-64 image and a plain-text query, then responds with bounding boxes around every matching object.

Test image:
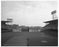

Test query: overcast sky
[1,1,57,27]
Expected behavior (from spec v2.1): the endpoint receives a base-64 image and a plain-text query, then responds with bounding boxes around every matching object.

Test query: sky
[1,1,57,27]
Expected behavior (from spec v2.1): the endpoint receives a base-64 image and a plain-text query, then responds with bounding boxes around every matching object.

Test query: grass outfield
[1,32,58,46]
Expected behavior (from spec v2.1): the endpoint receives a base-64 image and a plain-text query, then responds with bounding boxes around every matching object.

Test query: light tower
[51,10,58,20]
[6,18,13,25]
[7,18,13,22]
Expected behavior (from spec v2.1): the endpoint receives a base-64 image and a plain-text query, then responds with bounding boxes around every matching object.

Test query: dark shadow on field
[1,32,58,46]
[1,32,23,45]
